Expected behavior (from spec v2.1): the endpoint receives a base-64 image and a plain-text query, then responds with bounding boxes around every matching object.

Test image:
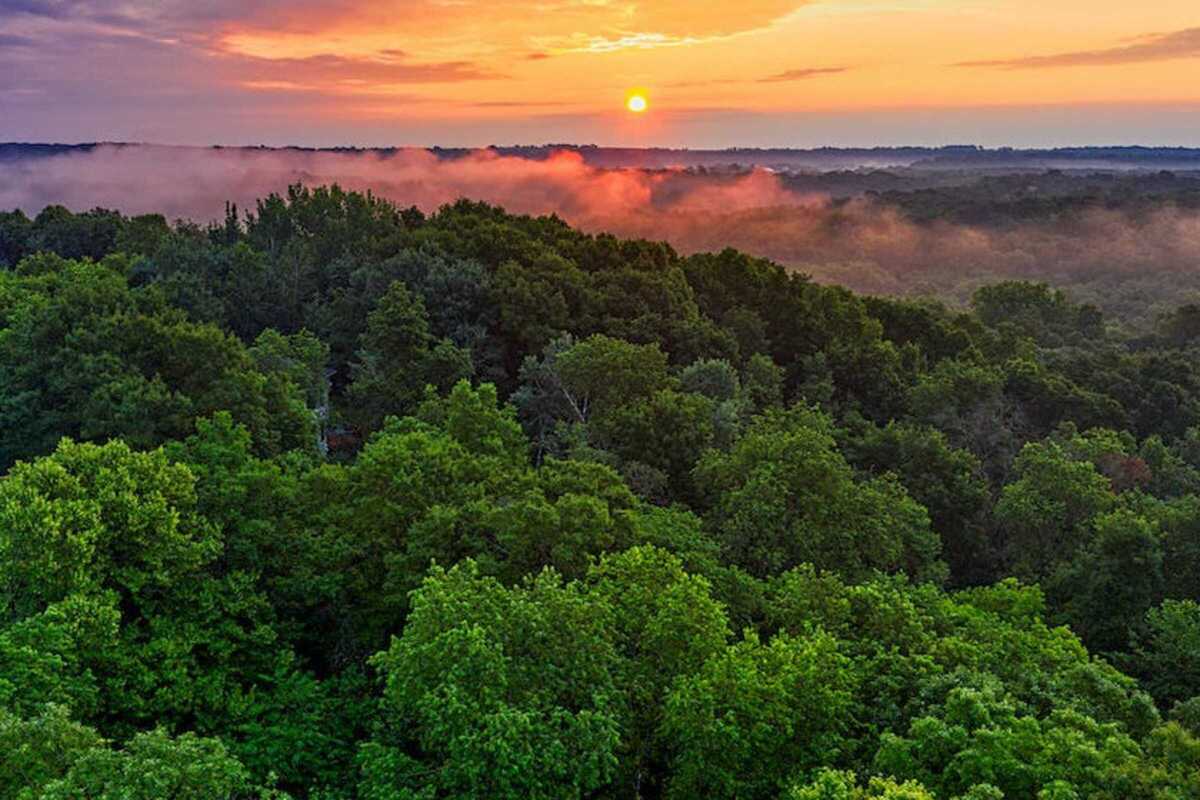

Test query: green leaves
[0,705,104,800]
[365,564,621,800]
[37,727,257,800]
[347,281,473,433]
[695,406,943,582]
[9,190,1200,800]
[0,594,118,719]
[873,688,1159,800]
[995,440,1115,581]
[1128,600,1200,711]
[0,705,280,800]
[554,334,672,421]
[0,440,214,616]
[786,769,936,800]
[662,630,856,800]
[0,256,314,469]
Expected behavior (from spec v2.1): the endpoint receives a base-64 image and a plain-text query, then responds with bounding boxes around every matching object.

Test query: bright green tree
[661,630,856,800]
[360,563,621,800]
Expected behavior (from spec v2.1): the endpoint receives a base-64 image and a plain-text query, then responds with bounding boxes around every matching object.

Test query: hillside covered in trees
[1,188,1200,798]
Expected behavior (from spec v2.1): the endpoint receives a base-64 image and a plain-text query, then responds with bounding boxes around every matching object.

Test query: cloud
[212,0,815,58]
[667,67,847,90]
[234,53,501,88]
[616,0,810,40]
[1,0,814,59]
[663,78,741,89]
[958,27,1200,69]
[758,66,848,82]
[0,1,91,20]
[0,0,815,126]
[0,0,813,39]
[0,16,498,119]
[468,100,575,109]
[0,32,35,47]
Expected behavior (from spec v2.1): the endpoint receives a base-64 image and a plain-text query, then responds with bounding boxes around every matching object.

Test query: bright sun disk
[627,93,648,113]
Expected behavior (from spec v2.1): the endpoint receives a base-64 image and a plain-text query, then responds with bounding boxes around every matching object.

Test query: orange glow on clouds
[4,0,1200,145]
[207,0,1200,116]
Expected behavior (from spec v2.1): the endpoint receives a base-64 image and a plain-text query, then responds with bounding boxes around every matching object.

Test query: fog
[4,144,1200,299]
[0,144,810,223]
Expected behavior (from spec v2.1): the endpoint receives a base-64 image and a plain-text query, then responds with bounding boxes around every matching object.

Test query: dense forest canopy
[1,186,1200,798]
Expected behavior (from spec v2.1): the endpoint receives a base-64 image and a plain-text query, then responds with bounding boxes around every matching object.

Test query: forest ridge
[0,188,1199,798]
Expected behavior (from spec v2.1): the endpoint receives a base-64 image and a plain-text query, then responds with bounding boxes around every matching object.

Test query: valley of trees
[1,188,1200,798]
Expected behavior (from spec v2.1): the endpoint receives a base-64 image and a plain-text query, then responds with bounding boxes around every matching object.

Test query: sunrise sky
[2,0,1199,147]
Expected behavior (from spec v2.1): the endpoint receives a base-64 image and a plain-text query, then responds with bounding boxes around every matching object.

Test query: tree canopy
[1,189,1199,798]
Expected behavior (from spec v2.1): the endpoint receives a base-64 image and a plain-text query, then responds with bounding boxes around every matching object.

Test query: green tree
[694,406,943,581]
[1046,510,1164,653]
[249,329,330,411]
[0,255,313,468]
[592,389,720,503]
[741,352,786,412]
[586,547,729,795]
[554,334,672,422]
[347,280,472,432]
[0,705,104,800]
[38,728,260,800]
[909,358,1021,482]
[1153,495,1200,602]
[0,439,298,743]
[681,358,741,402]
[1127,600,1200,711]
[360,563,621,800]
[994,440,1115,580]
[0,210,30,268]
[661,630,856,800]
[115,214,171,258]
[28,206,123,262]
[873,684,1192,800]
[842,420,993,586]
[785,769,936,800]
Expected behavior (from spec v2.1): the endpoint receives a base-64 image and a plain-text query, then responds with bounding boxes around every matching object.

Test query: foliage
[694,406,944,581]
[2,189,1200,798]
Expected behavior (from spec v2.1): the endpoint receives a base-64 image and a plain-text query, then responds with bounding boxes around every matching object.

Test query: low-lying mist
[4,144,1200,307]
[0,144,810,224]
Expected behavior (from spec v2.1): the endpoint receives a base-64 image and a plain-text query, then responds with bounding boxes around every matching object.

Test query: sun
[626,92,649,114]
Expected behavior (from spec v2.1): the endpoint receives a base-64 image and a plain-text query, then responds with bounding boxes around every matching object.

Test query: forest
[1,187,1200,799]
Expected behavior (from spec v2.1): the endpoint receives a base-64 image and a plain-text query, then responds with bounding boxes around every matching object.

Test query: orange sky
[2,0,1199,145]
[219,0,1200,112]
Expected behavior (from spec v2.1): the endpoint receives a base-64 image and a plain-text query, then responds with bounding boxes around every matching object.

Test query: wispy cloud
[234,53,502,87]
[0,1,98,21]
[958,28,1200,69]
[468,100,575,108]
[758,66,849,82]
[664,78,742,89]
[667,67,848,89]
[0,32,36,47]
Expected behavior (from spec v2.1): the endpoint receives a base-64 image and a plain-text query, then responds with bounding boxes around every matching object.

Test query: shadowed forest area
[2,185,1200,798]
